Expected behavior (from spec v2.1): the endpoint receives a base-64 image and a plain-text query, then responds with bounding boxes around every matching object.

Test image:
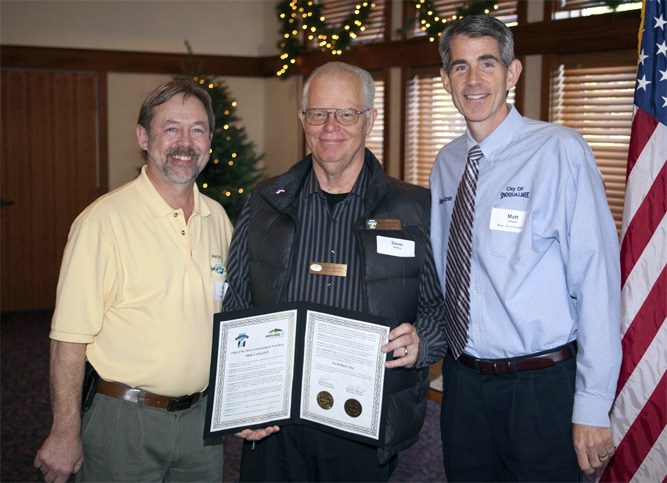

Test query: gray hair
[137,78,215,134]
[301,62,375,112]
[439,15,515,73]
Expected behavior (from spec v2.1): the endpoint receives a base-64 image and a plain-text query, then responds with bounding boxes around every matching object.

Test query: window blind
[404,72,514,187]
[549,52,636,235]
[366,79,385,164]
[552,0,641,19]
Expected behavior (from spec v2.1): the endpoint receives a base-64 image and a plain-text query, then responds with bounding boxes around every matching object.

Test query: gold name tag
[309,262,348,277]
[365,218,402,230]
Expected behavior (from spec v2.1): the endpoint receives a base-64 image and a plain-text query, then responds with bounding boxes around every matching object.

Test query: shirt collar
[467,104,523,164]
[301,160,369,201]
[134,165,210,218]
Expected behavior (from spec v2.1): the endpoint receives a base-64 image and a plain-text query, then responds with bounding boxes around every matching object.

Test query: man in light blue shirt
[422,15,621,482]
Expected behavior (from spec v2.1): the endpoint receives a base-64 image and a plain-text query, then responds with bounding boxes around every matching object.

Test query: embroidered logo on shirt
[211,254,225,275]
[439,197,452,204]
[499,186,530,199]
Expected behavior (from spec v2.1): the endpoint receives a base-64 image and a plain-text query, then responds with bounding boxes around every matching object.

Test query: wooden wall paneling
[1,70,99,312]
[0,46,277,78]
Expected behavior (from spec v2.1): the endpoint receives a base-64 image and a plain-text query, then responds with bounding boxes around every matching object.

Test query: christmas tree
[182,74,264,224]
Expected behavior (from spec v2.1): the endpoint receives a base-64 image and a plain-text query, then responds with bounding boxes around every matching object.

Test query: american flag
[600,1,667,482]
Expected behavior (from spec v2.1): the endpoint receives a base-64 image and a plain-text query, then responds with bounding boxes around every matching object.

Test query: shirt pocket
[483,200,532,259]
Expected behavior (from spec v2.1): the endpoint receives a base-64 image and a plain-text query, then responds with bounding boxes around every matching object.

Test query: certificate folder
[204,302,393,446]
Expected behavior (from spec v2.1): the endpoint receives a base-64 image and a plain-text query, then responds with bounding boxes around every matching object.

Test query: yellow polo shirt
[50,166,234,396]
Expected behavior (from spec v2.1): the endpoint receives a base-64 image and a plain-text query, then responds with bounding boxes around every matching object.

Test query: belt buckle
[475,359,493,375]
[167,395,194,412]
[473,359,484,374]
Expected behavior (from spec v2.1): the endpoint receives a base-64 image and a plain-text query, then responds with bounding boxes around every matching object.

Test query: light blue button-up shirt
[428,106,622,427]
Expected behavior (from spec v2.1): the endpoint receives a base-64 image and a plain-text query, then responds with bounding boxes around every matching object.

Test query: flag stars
[663,96,667,108]
[661,69,667,82]
[639,49,649,65]
[655,14,667,30]
[636,74,652,91]
[657,40,667,56]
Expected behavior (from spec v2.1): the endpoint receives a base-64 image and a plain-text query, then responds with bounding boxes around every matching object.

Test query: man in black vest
[223,61,445,481]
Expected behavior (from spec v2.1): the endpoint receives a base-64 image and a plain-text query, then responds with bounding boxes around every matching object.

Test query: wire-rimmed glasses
[302,108,369,126]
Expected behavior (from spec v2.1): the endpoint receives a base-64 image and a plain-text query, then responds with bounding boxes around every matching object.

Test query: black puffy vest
[247,150,430,464]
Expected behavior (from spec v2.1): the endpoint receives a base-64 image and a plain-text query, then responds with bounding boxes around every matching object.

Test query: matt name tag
[309,262,348,277]
[489,208,527,233]
[376,236,415,258]
[365,218,402,230]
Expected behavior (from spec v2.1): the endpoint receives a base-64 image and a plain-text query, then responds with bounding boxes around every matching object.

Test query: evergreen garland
[275,0,636,75]
[276,0,375,77]
[415,0,500,41]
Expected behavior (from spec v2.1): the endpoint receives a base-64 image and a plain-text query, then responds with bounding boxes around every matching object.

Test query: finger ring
[404,347,408,356]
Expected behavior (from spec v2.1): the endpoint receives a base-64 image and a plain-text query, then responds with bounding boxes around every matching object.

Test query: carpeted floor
[1,312,446,482]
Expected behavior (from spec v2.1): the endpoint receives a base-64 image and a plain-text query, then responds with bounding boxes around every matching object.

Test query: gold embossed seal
[317,391,334,410]
[344,399,362,417]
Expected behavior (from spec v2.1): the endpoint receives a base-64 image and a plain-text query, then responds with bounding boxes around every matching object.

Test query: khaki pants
[77,393,223,482]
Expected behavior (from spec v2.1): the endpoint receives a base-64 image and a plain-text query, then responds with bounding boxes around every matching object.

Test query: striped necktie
[444,145,483,359]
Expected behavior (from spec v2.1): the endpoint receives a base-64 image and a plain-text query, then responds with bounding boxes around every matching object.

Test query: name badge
[376,235,415,258]
[365,218,402,230]
[489,208,527,233]
[214,281,227,302]
[309,262,348,277]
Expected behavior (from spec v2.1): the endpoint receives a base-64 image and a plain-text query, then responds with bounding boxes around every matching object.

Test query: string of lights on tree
[187,75,263,223]
[275,0,635,77]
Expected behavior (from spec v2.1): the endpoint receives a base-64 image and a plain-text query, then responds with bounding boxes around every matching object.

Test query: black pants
[239,425,396,482]
[440,354,581,482]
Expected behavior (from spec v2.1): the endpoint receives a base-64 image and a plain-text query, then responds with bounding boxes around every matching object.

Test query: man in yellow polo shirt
[33,79,234,482]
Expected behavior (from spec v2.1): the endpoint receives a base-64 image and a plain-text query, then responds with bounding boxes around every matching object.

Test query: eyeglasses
[302,108,369,126]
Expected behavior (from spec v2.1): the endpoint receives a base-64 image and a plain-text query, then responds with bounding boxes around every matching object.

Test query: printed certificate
[300,309,388,440]
[204,303,392,445]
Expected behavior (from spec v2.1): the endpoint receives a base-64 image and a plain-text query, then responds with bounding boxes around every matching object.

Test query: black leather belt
[96,379,207,412]
[457,344,575,375]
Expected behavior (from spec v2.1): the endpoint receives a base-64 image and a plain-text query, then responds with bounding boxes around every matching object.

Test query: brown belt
[457,344,575,375]
[96,379,207,412]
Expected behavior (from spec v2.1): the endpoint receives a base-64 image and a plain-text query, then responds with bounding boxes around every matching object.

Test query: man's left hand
[382,323,419,369]
[573,423,614,475]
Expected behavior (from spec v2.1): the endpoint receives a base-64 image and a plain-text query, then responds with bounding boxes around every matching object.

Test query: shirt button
[330,250,335,255]
[327,283,332,288]
[472,286,478,293]
[173,213,178,217]
[474,324,481,332]
[181,230,186,235]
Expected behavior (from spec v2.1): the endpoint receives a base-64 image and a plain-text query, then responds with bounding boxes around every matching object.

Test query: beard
[148,145,207,185]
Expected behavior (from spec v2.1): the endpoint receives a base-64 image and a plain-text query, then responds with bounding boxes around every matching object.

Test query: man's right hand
[34,431,84,483]
[36,340,87,482]
[235,425,281,442]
